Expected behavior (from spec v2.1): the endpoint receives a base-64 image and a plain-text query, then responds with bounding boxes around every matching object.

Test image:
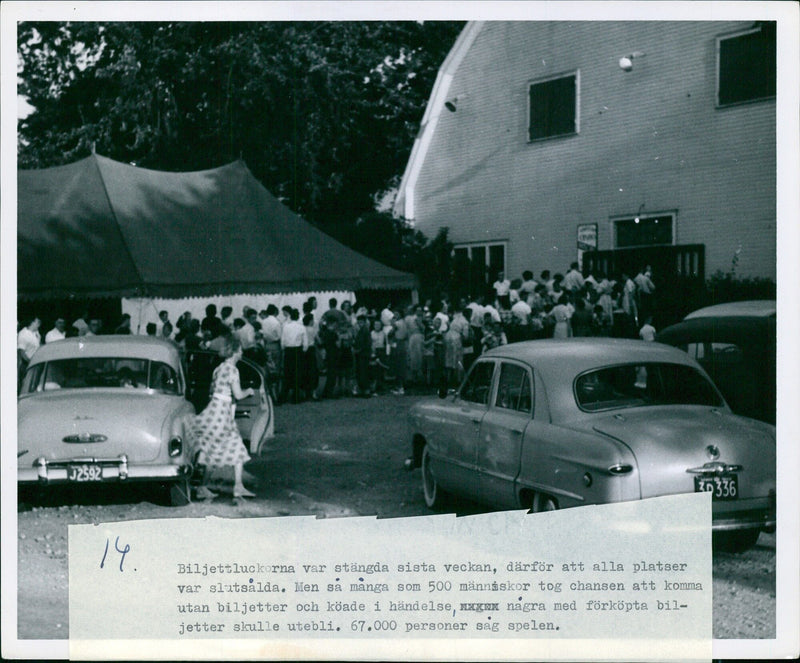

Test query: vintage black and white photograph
[3,2,798,660]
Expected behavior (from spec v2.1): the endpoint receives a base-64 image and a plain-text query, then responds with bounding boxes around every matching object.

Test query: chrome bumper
[18,455,190,485]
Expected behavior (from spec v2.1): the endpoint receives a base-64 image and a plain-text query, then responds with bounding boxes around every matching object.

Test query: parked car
[657,300,775,423]
[407,338,775,551]
[17,336,274,506]
[18,336,197,505]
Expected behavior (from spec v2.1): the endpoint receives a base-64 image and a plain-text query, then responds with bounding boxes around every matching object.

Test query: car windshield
[20,357,181,395]
[575,362,723,412]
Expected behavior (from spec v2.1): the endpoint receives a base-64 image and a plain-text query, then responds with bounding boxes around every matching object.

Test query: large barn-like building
[395,21,777,305]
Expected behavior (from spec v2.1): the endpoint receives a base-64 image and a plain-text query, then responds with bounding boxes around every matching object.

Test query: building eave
[393,21,485,222]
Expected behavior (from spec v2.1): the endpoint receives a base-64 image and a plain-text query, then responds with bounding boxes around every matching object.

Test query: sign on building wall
[577,223,598,269]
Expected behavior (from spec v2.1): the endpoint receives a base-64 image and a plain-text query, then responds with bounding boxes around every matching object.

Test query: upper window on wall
[615,214,674,248]
[528,72,579,141]
[717,22,776,107]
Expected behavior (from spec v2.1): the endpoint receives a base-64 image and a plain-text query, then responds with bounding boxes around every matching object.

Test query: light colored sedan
[18,336,197,505]
[407,338,776,551]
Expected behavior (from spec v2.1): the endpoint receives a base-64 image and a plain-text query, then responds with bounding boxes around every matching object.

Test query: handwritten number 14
[100,536,131,572]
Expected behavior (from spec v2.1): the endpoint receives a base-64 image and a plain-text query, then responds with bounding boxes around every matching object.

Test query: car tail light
[169,436,183,457]
[607,463,633,475]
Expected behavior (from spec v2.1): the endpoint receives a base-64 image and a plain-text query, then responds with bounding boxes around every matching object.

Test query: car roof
[481,338,708,422]
[657,316,775,348]
[684,300,775,319]
[483,337,696,372]
[29,335,182,366]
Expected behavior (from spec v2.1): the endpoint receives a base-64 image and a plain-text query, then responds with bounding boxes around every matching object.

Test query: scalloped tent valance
[18,154,416,300]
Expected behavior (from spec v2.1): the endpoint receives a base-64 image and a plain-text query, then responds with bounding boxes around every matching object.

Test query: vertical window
[528,72,579,141]
[495,363,533,414]
[717,23,776,106]
[459,361,495,405]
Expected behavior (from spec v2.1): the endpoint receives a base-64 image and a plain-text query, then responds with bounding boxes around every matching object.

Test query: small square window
[528,73,578,141]
[717,23,776,106]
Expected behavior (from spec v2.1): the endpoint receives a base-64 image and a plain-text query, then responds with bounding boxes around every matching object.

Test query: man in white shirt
[519,271,538,304]
[634,265,656,321]
[492,271,511,309]
[45,317,67,343]
[18,317,41,359]
[280,308,308,403]
[511,298,532,325]
[483,301,502,323]
[562,262,586,293]
[380,303,394,330]
[17,316,41,385]
[260,305,282,344]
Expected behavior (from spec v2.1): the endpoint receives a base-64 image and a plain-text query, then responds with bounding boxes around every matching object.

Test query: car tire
[713,529,760,553]
[532,493,558,513]
[167,477,191,507]
[421,445,448,510]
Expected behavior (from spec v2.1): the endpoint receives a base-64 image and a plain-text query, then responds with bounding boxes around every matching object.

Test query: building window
[453,242,506,297]
[717,23,776,107]
[528,72,579,141]
[613,214,674,249]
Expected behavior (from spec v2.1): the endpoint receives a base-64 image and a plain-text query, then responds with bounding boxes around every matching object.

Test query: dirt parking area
[16,392,775,640]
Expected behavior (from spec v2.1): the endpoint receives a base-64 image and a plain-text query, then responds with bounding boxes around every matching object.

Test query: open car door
[184,350,274,453]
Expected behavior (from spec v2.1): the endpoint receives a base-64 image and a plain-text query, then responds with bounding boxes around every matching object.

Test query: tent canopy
[18,154,416,300]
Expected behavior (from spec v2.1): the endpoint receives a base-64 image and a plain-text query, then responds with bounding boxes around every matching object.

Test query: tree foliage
[18,21,463,241]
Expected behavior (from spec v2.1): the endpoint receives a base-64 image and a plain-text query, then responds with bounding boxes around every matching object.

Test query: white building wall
[411,21,776,281]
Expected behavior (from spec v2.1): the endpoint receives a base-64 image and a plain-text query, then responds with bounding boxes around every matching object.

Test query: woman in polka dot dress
[192,337,256,499]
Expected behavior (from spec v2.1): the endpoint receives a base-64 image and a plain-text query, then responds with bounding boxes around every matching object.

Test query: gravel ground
[16,392,775,640]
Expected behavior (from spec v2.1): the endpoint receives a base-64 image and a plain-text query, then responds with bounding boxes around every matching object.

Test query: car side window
[495,363,533,414]
[459,361,495,405]
[151,362,180,394]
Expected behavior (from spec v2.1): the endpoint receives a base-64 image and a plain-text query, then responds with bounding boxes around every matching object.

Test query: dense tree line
[18,21,463,294]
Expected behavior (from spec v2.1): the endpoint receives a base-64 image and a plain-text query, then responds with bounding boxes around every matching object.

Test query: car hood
[580,406,775,499]
[18,390,190,465]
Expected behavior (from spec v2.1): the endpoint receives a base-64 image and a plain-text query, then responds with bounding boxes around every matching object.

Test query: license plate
[694,474,738,500]
[67,464,103,482]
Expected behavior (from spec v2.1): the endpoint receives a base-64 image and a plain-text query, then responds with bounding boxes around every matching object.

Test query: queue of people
[18,261,658,399]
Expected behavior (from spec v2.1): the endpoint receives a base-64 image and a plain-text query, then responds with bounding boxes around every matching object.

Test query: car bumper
[18,455,190,485]
[711,495,776,533]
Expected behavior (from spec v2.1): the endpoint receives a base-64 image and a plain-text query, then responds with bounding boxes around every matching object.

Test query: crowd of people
[17,261,658,399]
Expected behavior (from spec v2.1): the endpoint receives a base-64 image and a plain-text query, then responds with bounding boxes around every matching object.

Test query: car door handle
[471,418,482,424]
[236,410,251,419]
[510,428,523,435]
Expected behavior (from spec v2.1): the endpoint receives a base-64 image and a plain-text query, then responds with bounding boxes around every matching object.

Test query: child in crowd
[370,319,390,393]
[639,316,656,342]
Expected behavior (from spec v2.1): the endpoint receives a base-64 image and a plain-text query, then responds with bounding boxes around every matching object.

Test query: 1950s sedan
[407,338,776,551]
[19,336,198,506]
[18,337,275,506]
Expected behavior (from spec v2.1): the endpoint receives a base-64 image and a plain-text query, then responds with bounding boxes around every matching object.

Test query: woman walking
[191,337,256,500]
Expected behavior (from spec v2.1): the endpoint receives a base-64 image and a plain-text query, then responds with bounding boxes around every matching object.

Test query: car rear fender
[517,423,640,508]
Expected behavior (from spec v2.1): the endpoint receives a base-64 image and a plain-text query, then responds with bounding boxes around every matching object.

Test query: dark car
[656,301,775,424]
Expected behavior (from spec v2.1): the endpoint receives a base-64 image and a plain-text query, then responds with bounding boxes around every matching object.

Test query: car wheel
[532,493,557,513]
[167,477,191,507]
[713,529,760,553]
[421,445,448,510]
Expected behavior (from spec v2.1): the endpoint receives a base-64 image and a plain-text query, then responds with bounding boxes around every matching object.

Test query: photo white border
[2,2,798,660]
